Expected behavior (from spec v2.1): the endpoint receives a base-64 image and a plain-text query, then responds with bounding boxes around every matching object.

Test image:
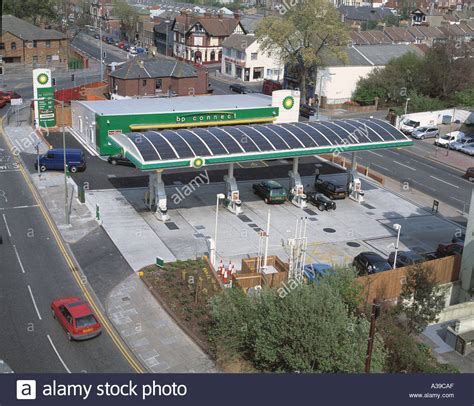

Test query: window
[46,40,51,48]
[155,79,162,90]
[225,62,232,74]
[267,69,272,76]
[46,55,52,63]
[33,40,37,48]
[142,79,147,86]
[0,43,4,50]
[32,55,38,63]
[11,42,16,50]
[251,52,258,60]
[236,51,244,60]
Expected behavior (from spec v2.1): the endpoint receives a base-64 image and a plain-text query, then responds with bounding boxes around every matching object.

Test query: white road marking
[12,245,26,273]
[27,285,42,320]
[47,334,72,373]
[0,204,39,211]
[449,196,466,204]
[367,150,384,158]
[393,160,416,171]
[388,150,401,156]
[2,213,11,237]
[429,176,460,189]
[372,163,390,172]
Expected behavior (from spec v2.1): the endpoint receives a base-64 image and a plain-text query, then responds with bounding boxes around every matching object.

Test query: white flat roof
[74,94,273,116]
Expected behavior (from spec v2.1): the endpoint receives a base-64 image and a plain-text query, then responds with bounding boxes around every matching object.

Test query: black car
[387,250,424,268]
[252,180,287,204]
[353,252,392,275]
[451,231,466,244]
[307,192,336,211]
[300,104,316,118]
[229,84,255,94]
[107,154,135,167]
[315,178,348,200]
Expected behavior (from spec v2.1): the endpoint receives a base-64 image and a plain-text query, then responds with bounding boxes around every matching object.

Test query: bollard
[95,203,100,221]
[78,184,85,204]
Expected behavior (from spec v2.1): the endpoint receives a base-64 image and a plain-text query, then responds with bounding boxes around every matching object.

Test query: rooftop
[1,15,66,41]
[222,33,257,50]
[109,57,199,80]
[74,93,273,116]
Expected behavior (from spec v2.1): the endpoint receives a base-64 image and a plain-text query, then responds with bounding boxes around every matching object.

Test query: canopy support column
[223,163,243,215]
[147,170,169,221]
[288,157,307,209]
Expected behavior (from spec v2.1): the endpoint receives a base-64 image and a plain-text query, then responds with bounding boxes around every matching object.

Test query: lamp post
[213,193,226,266]
[404,98,410,115]
[393,223,401,269]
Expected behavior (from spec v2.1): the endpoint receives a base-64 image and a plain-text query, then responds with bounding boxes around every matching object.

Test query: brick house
[0,15,68,67]
[108,57,209,97]
[172,10,246,64]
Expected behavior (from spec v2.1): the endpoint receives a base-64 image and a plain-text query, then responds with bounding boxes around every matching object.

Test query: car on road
[94,33,100,39]
[464,167,474,182]
[450,134,473,151]
[229,84,255,94]
[434,131,464,147]
[315,178,348,200]
[0,99,7,109]
[107,154,135,167]
[460,143,474,156]
[51,297,101,341]
[303,262,334,283]
[353,252,392,275]
[300,104,317,118]
[436,242,463,257]
[35,148,86,173]
[0,91,21,102]
[387,250,424,268]
[307,192,336,211]
[411,126,439,140]
[252,180,287,204]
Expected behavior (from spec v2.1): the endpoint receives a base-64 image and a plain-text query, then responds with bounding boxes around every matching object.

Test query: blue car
[303,262,333,283]
[35,148,86,173]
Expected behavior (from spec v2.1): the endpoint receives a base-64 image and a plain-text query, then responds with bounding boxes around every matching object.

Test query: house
[411,8,427,24]
[316,44,424,105]
[108,57,209,98]
[339,6,394,27]
[172,10,246,64]
[0,15,68,67]
[154,20,174,56]
[221,34,284,82]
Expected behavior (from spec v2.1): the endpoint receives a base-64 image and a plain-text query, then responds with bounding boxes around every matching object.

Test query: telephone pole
[365,299,381,373]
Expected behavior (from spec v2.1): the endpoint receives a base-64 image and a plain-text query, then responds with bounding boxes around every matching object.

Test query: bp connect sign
[33,68,56,128]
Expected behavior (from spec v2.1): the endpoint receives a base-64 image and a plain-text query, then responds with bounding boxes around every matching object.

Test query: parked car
[107,154,135,167]
[0,91,21,102]
[0,100,7,109]
[436,242,463,258]
[300,104,316,118]
[117,42,125,49]
[51,297,101,341]
[460,143,474,156]
[464,167,474,182]
[252,180,287,204]
[315,178,348,200]
[387,250,424,268]
[450,135,473,151]
[94,34,100,39]
[411,126,439,140]
[353,252,392,275]
[452,231,466,244]
[434,131,464,147]
[229,84,255,94]
[307,192,336,211]
[34,148,86,173]
[303,262,333,283]
[129,46,137,55]
[123,44,130,52]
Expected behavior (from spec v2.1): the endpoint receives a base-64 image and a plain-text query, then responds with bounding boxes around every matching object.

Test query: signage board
[33,69,56,128]
[176,111,237,124]
[10,98,23,106]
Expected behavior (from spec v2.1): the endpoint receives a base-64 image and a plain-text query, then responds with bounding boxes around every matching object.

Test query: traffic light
[71,74,75,82]
[52,78,56,86]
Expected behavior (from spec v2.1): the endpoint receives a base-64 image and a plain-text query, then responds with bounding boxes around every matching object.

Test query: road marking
[429,176,460,189]
[47,334,71,373]
[2,213,11,237]
[449,196,466,204]
[27,285,42,320]
[367,150,384,158]
[0,204,40,211]
[13,245,26,273]
[0,118,143,373]
[393,160,416,171]
[372,163,390,172]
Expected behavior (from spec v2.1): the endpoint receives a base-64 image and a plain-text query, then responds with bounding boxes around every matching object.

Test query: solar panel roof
[109,118,412,170]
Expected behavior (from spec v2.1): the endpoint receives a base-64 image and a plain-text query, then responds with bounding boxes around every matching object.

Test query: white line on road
[449,196,467,204]
[393,160,416,171]
[0,204,40,211]
[2,213,11,237]
[429,176,460,189]
[47,335,72,373]
[372,163,390,172]
[367,150,384,158]
[27,285,42,320]
[12,245,26,273]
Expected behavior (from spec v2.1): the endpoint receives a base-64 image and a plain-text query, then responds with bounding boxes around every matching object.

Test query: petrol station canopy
[109,117,413,170]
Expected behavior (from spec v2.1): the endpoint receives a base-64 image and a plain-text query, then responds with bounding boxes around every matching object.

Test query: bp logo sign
[37,73,49,85]
[191,157,204,168]
[282,96,295,110]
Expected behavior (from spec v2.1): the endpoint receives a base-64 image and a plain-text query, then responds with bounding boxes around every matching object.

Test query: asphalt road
[0,124,134,373]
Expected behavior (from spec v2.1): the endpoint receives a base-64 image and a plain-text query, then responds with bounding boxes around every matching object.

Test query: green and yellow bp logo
[191,157,204,168]
[282,96,295,110]
[37,73,49,85]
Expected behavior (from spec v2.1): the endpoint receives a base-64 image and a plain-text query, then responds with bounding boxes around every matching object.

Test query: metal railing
[5,102,32,127]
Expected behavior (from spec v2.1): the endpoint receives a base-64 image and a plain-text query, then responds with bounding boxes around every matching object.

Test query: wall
[71,101,97,152]
[242,40,284,82]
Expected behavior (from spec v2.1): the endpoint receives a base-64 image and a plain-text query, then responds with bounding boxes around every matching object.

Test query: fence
[5,103,31,127]
[235,256,289,291]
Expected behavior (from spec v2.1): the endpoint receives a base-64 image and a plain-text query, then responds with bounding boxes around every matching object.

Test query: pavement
[2,122,216,373]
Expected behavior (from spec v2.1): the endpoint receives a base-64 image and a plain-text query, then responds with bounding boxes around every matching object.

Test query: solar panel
[311,121,348,144]
[266,124,306,149]
[345,119,383,142]
[207,127,244,154]
[328,120,369,143]
[254,125,290,150]
[130,133,160,161]
[178,129,213,157]
[224,126,260,153]
[160,130,195,159]
[146,131,179,160]
[235,126,274,151]
[191,128,229,155]
[280,123,318,148]
[296,122,335,147]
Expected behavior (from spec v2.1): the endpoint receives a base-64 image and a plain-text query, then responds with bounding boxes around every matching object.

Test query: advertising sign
[33,69,56,128]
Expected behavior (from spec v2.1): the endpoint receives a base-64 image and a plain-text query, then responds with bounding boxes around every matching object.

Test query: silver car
[411,126,439,140]
[450,136,474,151]
[460,143,474,156]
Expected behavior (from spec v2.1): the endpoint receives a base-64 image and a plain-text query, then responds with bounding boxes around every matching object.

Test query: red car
[0,91,21,102]
[436,242,463,258]
[0,100,7,109]
[51,297,101,341]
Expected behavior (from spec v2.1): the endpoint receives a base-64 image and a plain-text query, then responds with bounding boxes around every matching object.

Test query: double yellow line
[1,119,144,373]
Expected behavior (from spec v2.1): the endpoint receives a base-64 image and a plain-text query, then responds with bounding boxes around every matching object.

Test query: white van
[399,113,436,134]
[434,131,465,148]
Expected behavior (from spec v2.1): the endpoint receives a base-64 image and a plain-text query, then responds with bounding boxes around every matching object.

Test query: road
[0,119,136,373]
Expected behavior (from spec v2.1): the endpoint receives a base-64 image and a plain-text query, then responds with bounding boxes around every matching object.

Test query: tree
[3,0,57,25]
[255,0,349,102]
[113,0,140,43]
[396,264,446,335]
[209,269,385,372]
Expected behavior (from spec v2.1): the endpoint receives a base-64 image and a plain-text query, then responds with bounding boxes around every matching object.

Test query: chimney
[234,12,241,21]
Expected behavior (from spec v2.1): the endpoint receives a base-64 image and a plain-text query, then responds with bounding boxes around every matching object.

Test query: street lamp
[213,193,226,266]
[392,223,401,269]
[404,98,410,115]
